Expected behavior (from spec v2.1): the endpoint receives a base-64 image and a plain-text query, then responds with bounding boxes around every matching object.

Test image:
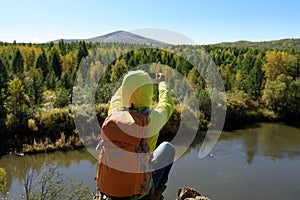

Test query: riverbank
[1,101,297,157]
[21,133,84,154]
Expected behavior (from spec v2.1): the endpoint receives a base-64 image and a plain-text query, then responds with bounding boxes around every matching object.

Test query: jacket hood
[121,70,153,109]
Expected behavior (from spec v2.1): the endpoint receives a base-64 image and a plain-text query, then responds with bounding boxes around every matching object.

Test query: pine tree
[0,59,8,101]
[77,41,88,66]
[45,70,56,90]
[50,49,62,78]
[12,48,24,76]
[58,72,72,90]
[25,67,44,105]
[111,59,127,83]
[0,59,8,139]
[58,39,66,56]
[249,53,264,99]
[36,50,49,78]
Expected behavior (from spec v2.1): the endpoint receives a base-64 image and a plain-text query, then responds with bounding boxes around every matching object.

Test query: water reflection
[0,149,97,196]
[212,123,300,163]
[178,123,300,164]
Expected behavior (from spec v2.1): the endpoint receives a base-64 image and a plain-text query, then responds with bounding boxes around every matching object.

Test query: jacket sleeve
[108,86,122,115]
[147,81,174,152]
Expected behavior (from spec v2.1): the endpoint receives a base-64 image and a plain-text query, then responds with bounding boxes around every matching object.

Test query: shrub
[34,107,74,140]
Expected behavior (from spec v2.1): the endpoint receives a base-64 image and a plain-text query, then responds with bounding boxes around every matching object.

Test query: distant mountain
[211,38,300,49]
[49,31,300,49]
[52,31,165,45]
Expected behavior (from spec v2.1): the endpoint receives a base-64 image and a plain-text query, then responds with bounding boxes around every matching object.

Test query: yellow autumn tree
[262,51,292,81]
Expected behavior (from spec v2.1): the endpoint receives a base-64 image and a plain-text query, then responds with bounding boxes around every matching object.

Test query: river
[1,123,300,200]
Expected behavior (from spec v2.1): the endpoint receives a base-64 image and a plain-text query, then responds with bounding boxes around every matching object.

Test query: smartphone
[149,72,157,79]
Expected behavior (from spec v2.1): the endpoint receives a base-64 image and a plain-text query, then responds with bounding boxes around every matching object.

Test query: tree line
[0,40,299,155]
[213,38,300,49]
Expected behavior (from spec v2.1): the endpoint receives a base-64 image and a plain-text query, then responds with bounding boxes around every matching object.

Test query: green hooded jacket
[108,70,174,152]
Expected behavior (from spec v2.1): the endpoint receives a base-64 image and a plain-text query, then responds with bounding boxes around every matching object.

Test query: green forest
[0,40,300,156]
[214,38,300,49]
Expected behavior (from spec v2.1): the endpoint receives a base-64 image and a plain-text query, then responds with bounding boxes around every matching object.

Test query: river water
[1,123,300,200]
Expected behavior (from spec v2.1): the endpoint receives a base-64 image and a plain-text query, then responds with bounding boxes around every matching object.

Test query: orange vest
[96,110,152,197]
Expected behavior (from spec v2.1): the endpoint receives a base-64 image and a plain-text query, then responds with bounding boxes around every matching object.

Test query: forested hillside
[213,38,300,49]
[0,40,299,155]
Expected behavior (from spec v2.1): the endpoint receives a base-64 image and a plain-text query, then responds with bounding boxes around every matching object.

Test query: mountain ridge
[210,38,300,49]
[37,31,300,49]
[52,30,165,45]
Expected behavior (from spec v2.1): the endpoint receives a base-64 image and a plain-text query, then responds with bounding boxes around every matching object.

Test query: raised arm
[147,74,174,151]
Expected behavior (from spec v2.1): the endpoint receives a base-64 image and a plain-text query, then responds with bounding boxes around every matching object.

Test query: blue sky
[0,0,299,44]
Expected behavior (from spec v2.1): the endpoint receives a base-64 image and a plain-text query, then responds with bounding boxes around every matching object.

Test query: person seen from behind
[96,70,175,200]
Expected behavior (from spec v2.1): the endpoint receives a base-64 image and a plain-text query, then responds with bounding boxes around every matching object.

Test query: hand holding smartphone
[149,72,165,83]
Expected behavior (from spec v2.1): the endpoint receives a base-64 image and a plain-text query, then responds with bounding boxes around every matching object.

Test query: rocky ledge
[176,187,211,200]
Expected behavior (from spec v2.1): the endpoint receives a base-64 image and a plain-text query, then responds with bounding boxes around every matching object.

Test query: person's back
[108,70,174,150]
[96,70,175,200]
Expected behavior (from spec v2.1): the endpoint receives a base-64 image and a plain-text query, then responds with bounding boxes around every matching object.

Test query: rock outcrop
[176,187,211,200]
